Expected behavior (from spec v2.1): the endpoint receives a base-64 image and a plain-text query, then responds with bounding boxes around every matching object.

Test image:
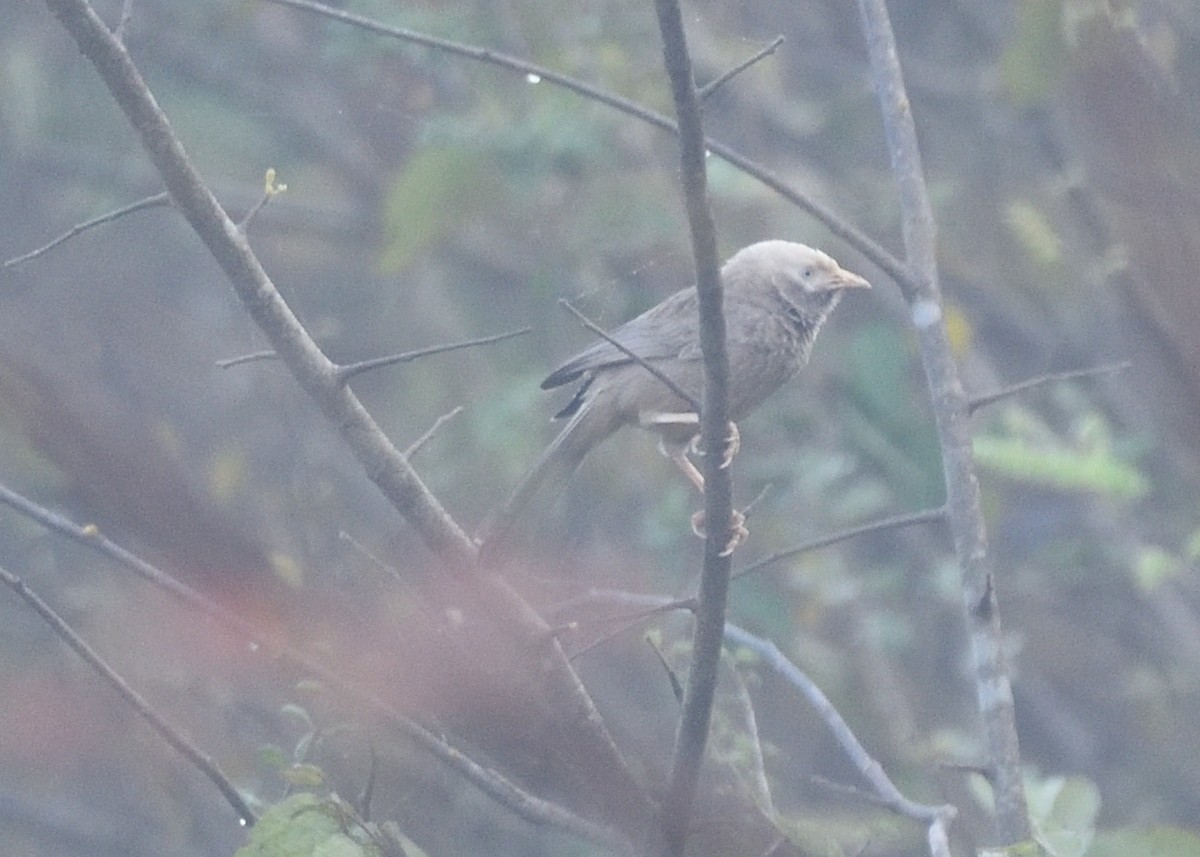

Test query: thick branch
[855,0,1030,844]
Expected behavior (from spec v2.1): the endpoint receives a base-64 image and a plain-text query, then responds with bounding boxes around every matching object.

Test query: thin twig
[559,299,700,414]
[113,0,134,42]
[216,350,278,368]
[741,482,774,517]
[219,331,528,384]
[259,0,909,289]
[723,623,956,827]
[734,507,946,581]
[404,405,465,459]
[3,192,170,268]
[967,360,1132,415]
[0,563,256,825]
[239,167,288,232]
[338,530,402,583]
[560,507,946,657]
[698,36,785,100]
[335,328,531,385]
[647,635,685,705]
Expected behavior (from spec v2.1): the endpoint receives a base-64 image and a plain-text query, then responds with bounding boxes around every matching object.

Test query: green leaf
[235,794,372,857]
[1026,775,1099,857]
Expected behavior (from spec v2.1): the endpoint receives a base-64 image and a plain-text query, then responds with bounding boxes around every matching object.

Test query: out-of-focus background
[1,0,1199,854]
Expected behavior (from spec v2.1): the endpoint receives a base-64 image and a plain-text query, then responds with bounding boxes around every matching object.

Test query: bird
[481,240,870,560]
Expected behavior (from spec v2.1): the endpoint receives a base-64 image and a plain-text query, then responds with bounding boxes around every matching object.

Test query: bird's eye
[802,267,814,279]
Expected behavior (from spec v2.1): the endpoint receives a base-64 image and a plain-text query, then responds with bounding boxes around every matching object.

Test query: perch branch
[653,0,735,853]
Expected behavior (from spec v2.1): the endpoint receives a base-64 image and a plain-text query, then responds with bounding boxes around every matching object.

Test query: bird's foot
[691,421,741,469]
[690,508,748,557]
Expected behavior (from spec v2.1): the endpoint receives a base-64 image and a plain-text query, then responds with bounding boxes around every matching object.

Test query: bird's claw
[691,421,741,470]
[720,421,740,469]
[690,508,748,556]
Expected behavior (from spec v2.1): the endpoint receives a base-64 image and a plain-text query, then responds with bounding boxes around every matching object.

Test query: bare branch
[856,0,1030,841]
[698,36,785,101]
[216,349,277,369]
[559,507,945,657]
[0,563,256,826]
[260,0,908,288]
[404,405,465,459]
[338,530,402,583]
[113,0,134,42]
[3,192,170,268]
[967,360,1132,415]
[559,298,700,414]
[335,328,531,385]
[653,0,734,851]
[647,636,685,705]
[734,507,946,581]
[723,624,956,828]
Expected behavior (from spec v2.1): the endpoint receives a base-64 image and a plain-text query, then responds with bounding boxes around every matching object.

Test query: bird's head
[723,240,870,333]
[725,239,871,299]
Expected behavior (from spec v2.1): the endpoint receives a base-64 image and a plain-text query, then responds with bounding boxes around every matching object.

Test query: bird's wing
[541,287,700,389]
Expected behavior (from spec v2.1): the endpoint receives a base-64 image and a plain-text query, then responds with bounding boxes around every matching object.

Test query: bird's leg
[664,440,706,491]
[647,412,749,554]
[643,410,703,488]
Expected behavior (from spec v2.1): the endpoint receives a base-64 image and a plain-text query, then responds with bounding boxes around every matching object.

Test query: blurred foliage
[974,408,1148,500]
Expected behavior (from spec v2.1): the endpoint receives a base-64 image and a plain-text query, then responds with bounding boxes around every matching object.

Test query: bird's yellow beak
[835,267,871,290]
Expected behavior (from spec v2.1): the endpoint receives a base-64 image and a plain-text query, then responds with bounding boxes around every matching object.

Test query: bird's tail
[480,399,619,566]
